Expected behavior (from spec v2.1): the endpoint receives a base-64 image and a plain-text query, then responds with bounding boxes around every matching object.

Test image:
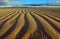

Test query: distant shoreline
[0,6,60,9]
[0,6,60,7]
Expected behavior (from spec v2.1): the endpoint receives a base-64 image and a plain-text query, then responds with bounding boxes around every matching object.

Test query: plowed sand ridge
[0,8,60,39]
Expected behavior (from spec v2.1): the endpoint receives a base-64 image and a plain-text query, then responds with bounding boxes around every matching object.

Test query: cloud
[0,0,10,6]
[0,0,60,7]
[0,2,8,6]
[0,0,9,2]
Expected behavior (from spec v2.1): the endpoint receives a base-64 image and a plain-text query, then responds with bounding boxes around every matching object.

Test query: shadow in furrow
[30,12,52,39]
[36,14,60,33]
[0,11,19,29]
[0,13,20,39]
[0,21,7,29]
[16,13,29,39]
[0,11,15,18]
[21,10,24,14]
[0,11,15,20]
[49,14,60,18]
[24,10,27,13]
[45,14,60,23]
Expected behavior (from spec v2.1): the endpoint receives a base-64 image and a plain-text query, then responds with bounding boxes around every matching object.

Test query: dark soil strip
[44,14,60,22]
[49,14,60,18]
[0,12,20,39]
[16,13,29,39]
[0,11,15,20]
[24,10,28,13]
[0,11,19,29]
[0,11,15,29]
[32,11,60,33]
[35,13,60,33]
[30,12,52,39]
[0,12,12,17]
[21,10,24,14]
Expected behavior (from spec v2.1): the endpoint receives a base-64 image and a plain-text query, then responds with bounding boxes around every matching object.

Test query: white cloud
[0,0,9,2]
[0,0,11,6]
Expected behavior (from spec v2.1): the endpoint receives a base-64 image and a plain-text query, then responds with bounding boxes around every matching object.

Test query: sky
[0,0,60,7]
[10,0,60,4]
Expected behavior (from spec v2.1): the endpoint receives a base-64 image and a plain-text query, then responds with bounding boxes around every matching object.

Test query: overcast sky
[0,0,60,7]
